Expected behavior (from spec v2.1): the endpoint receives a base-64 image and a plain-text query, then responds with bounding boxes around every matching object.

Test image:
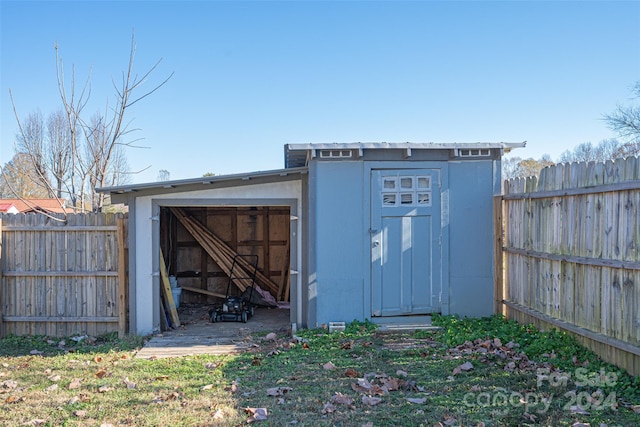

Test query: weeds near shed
[0,317,638,426]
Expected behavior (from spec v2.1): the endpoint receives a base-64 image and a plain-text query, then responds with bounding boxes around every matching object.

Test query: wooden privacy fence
[495,155,640,376]
[0,213,128,338]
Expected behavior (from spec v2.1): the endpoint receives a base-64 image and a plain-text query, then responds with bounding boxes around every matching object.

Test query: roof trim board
[97,167,308,196]
[284,141,526,168]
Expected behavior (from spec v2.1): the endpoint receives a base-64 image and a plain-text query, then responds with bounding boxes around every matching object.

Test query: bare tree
[605,81,640,143]
[157,169,170,181]
[502,155,554,180]
[54,42,91,209]
[74,33,172,211]
[7,31,172,214]
[46,109,73,198]
[13,109,53,197]
[0,153,51,198]
[558,138,637,164]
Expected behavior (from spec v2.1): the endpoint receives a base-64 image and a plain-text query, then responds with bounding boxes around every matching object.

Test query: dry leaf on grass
[396,369,408,377]
[155,375,169,381]
[5,395,23,403]
[98,385,113,393]
[0,380,18,393]
[201,384,214,391]
[95,368,108,378]
[123,377,137,389]
[245,407,268,423]
[205,362,219,370]
[331,392,354,406]
[361,423,374,427]
[265,332,277,341]
[166,391,181,400]
[73,410,87,418]
[341,340,354,350]
[45,384,58,392]
[321,402,337,414]
[323,361,337,370]
[361,395,382,406]
[212,408,224,419]
[24,419,47,426]
[30,350,43,355]
[452,361,474,375]
[93,356,103,363]
[68,379,82,390]
[48,374,61,382]
[406,397,426,404]
[266,386,292,397]
[344,368,359,378]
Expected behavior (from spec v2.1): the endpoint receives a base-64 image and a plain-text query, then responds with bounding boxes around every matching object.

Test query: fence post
[117,216,127,338]
[493,195,504,315]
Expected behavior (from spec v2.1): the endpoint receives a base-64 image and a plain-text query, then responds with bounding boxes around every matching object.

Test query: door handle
[372,241,380,247]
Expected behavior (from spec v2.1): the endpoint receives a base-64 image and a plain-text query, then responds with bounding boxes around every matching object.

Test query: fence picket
[500,155,640,375]
[0,212,127,338]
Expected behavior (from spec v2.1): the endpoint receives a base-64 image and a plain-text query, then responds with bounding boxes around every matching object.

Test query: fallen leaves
[0,380,18,393]
[45,384,59,392]
[68,378,82,389]
[361,395,382,406]
[344,368,359,378]
[331,392,354,407]
[47,374,61,382]
[266,386,292,397]
[245,407,268,423]
[322,361,337,370]
[122,377,137,389]
[5,395,24,403]
[452,361,474,376]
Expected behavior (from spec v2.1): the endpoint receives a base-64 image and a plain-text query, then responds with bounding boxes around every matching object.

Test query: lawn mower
[209,254,257,323]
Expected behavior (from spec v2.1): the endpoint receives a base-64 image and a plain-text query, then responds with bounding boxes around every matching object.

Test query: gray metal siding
[311,161,365,326]
[447,161,495,317]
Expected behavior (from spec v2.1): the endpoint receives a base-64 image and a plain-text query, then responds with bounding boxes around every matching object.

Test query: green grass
[0,317,638,426]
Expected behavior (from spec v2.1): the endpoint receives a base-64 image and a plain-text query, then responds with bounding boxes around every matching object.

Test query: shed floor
[135,304,291,359]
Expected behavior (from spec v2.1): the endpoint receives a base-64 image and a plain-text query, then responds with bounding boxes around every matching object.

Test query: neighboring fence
[0,213,128,338]
[495,156,640,376]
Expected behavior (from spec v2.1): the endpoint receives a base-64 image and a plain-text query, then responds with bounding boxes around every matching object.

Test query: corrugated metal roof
[97,166,308,195]
[284,141,526,168]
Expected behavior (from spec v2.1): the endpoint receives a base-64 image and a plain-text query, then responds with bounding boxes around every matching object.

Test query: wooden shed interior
[159,206,291,309]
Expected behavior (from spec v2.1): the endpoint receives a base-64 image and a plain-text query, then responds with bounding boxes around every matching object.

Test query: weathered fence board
[0,213,127,338]
[498,155,640,376]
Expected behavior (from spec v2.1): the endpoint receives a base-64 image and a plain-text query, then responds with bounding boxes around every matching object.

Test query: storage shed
[99,142,524,335]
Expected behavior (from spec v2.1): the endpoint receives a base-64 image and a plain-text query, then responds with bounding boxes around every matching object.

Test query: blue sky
[2,1,639,184]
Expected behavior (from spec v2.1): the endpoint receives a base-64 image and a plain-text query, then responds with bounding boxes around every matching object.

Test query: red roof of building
[0,199,68,214]
[0,203,18,213]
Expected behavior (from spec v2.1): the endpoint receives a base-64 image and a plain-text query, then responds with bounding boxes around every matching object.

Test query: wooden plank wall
[0,213,128,338]
[498,156,640,375]
[162,206,290,304]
